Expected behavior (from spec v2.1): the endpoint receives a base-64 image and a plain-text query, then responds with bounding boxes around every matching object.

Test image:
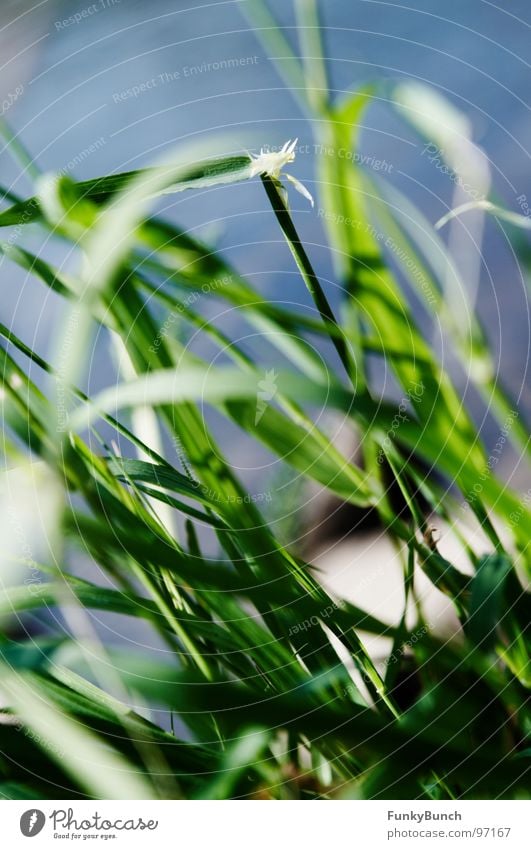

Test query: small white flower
[249,139,314,207]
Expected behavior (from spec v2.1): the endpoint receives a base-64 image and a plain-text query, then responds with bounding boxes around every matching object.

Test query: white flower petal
[286,173,314,207]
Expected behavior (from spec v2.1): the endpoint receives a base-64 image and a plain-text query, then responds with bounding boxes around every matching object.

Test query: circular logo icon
[20,810,46,837]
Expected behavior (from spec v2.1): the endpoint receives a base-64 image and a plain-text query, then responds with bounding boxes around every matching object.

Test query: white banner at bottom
[3,800,528,848]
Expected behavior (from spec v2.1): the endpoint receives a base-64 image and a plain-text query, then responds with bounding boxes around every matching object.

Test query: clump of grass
[0,0,528,800]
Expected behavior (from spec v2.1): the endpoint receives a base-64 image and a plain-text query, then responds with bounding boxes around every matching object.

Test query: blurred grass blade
[436,199,531,231]
[0,665,157,799]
